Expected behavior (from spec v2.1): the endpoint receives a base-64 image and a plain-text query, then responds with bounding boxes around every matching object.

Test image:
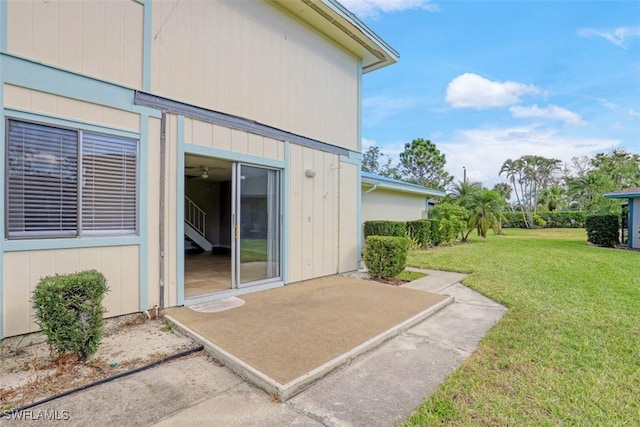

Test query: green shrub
[363,220,407,238]
[539,211,586,228]
[364,236,409,279]
[585,214,619,247]
[407,220,432,248]
[32,270,109,361]
[502,211,527,228]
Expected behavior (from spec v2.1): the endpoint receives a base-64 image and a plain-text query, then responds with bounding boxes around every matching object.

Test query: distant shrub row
[364,219,459,249]
[502,211,586,229]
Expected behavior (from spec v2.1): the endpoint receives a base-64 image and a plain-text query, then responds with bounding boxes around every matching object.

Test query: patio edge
[166,295,454,401]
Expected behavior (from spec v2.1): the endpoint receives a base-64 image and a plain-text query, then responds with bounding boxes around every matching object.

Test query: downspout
[159,112,166,310]
[362,182,380,194]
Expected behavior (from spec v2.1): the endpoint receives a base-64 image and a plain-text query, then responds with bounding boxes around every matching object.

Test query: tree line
[364,138,639,233]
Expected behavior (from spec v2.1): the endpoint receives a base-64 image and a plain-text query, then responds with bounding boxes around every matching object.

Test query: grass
[395,270,426,282]
[405,228,640,426]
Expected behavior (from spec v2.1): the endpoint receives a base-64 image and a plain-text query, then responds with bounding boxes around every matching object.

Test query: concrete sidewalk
[17,270,506,427]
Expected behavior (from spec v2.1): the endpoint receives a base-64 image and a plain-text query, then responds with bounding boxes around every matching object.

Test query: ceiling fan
[185,166,209,180]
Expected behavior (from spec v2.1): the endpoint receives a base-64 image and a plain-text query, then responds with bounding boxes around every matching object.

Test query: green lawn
[405,228,640,426]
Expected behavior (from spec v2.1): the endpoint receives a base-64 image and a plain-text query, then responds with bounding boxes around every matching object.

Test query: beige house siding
[362,189,427,223]
[151,0,359,151]
[339,162,359,273]
[288,145,341,282]
[7,0,144,89]
[3,84,141,132]
[1,0,395,338]
[3,246,140,337]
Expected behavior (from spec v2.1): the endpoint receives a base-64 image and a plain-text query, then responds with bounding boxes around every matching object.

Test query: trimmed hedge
[539,211,585,228]
[407,220,432,248]
[364,236,409,279]
[585,214,619,247]
[363,220,407,238]
[503,211,586,228]
[32,270,109,361]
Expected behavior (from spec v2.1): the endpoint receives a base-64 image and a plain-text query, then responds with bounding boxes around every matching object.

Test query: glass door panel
[235,164,281,287]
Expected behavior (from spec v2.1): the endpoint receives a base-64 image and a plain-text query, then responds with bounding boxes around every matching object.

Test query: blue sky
[342,0,640,188]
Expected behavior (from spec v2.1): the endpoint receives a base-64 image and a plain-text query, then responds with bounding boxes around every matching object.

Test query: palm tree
[448,180,483,207]
[465,190,505,238]
[538,186,565,211]
[492,182,512,203]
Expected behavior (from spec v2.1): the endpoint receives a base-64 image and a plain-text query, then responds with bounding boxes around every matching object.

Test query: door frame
[232,162,283,289]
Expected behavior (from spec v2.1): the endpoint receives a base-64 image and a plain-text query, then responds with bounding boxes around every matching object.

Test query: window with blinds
[6,119,138,239]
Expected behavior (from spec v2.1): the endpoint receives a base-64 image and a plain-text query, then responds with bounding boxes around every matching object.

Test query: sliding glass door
[233,164,281,288]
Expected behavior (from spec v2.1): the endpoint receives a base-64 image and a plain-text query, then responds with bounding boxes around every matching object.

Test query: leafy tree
[362,146,401,178]
[492,182,512,203]
[398,138,453,190]
[430,202,468,241]
[499,155,561,228]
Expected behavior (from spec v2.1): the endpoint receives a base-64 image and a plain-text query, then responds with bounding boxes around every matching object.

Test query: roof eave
[273,0,399,73]
[362,178,445,197]
[604,193,640,199]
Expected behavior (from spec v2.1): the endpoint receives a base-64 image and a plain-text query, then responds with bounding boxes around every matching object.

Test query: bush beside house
[585,214,619,247]
[364,236,409,279]
[32,270,109,361]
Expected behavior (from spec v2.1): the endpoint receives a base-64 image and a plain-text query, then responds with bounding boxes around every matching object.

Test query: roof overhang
[271,0,399,73]
[362,176,446,198]
[604,193,640,199]
[604,187,640,199]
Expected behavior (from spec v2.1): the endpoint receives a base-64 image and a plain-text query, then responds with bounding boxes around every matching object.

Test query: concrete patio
[25,270,507,426]
[165,276,453,400]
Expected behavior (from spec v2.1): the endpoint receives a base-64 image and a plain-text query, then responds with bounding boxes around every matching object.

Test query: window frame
[5,117,140,240]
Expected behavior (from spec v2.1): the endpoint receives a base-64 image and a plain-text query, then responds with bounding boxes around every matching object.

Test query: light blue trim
[1,54,161,117]
[141,0,152,92]
[357,61,363,154]
[604,192,640,199]
[138,115,149,311]
[0,0,7,52]
[4,236,141,252]
[356,166,362,269]
[282,141,290,284]
[5,109,140,139]
[0,57,5,339]
[184,143,286,169]
[339,154,362,166]
[629,199,634,249]
[177,116,186,306]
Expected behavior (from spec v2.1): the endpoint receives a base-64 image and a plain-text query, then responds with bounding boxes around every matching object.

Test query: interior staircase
[185,196,213,252]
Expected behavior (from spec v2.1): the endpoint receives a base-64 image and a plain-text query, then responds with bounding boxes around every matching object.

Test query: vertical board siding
[4,85,140,132]
[6,0,144,89]
[4,246,140,337]
[339,162,358,273]
[151,0,358,151]
[287,145,340,283]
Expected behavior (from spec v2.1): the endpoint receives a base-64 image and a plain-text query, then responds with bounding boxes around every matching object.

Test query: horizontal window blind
[7,121,78,238]
[6,119,138,239]
[81,133,137,234]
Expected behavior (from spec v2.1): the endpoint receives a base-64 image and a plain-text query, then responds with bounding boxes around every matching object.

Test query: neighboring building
[362,172,445,225]
[604,187,640,249]
[0,0,398,338]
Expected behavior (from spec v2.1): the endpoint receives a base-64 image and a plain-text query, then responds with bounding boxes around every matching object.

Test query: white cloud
[339,0,439,18]
[578,26,640,48]
[446,73,542,109]
[610,122,624,130]
[509,104,585,125]
[363,95,419,125]
[437,126,619,187]
[629,109,640,117]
